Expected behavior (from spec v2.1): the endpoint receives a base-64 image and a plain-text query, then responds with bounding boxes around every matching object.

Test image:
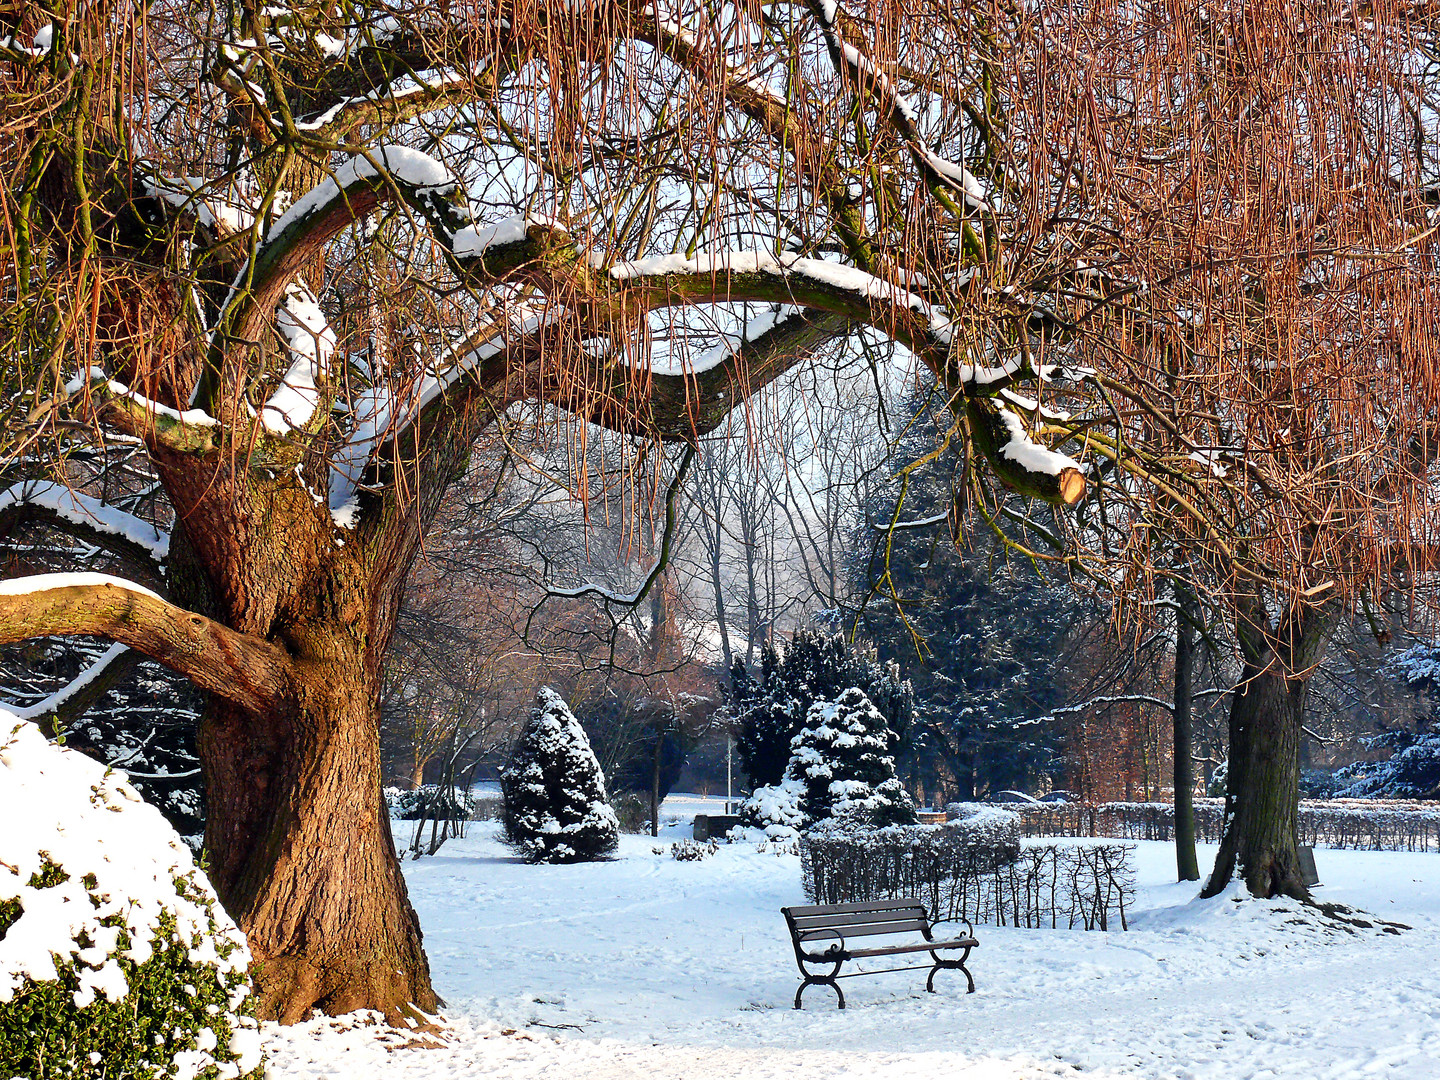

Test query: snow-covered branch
[66,370,221,455]
[6,643,131,734]
[0,481,169,565]
[807,0,989,212]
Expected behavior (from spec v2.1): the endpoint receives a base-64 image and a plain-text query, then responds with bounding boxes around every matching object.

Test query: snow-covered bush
[501,688,620,863]
[670,838,718,861]
[0,715,261,1080]
[787,689,917,827]
[736,777,806,837]
[727,630,913,788]
[383,784,476,821]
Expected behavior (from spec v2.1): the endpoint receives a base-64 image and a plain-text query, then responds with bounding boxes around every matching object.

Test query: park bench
[780,899,978,1009]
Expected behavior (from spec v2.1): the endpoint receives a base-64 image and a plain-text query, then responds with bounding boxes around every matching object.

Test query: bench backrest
[782,900,930,944]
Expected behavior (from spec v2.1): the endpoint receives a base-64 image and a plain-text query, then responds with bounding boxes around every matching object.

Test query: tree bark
[191,558,439,1022]
[1201,599,1332,901]
[1200,662,1308,899]
[152,452,456,1023]
[1173,596,1200,882]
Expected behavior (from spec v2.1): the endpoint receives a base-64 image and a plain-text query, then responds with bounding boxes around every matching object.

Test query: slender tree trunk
[410,753,429,790]
[1173,598,1200,882]
[650,733,663,838]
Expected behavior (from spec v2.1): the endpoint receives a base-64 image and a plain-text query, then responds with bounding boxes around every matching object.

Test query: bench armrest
[928,916,975,940]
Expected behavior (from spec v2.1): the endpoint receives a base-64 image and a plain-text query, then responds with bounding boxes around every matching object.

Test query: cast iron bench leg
[926,947,976,994]
[795,975,845,1010]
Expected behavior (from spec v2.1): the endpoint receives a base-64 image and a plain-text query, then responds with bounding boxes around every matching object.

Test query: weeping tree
[2,0,1440,1026]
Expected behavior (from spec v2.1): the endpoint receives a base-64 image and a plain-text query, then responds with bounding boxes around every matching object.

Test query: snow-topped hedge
[0,715,261,1080]
[383,784,476,821]
[1016,799,1440,852]
[800,808,1021,916]
[801,809,1134,931]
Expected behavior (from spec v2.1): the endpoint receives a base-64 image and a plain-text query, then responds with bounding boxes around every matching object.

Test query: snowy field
[264,818,1440,1080]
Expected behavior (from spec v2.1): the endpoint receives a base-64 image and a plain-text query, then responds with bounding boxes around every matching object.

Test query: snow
[261,285,336,435]
[327,308,552,527]
[263,145,455,247]
[66,370,220,430]
[608,251,954,346]
[144,175,258,234]
[995,404,1082,477]
[451,213,567,257]
[0,480,170,560]
[0,716,253,1067]
[0,571,162,603]
[263,827,1440,1079]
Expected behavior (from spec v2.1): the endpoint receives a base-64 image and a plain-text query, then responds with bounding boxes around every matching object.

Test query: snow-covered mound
[0,713,261,1079]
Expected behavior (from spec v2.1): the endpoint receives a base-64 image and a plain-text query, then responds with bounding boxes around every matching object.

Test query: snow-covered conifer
[501,688,619,863]
[737,777,807,836]
[785,688,917,827]
[1334,641,1440,799]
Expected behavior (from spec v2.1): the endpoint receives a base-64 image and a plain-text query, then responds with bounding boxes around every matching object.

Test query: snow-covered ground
[264,819,1440,1080]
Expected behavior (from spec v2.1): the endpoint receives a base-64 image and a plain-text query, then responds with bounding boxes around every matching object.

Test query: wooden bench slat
[796,918,930,938]
[783,901,925,916]
[843,937,978,959]
[791,910,924,930]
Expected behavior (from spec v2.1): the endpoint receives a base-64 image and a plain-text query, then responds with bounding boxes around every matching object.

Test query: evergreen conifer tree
[501,688,620,862]
[786,688,918,827]
[850,394,1085,798]
[1334,642,1440,799]
[728,630,913,788]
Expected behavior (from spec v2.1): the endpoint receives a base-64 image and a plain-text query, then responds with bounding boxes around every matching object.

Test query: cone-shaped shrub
[501,688,620,863]
[787,688,918,827]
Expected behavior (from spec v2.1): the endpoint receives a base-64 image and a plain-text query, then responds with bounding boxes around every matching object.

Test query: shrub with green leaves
[0,714,262,1080]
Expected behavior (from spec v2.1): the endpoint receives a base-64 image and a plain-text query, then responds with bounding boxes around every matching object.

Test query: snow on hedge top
[0,713,250,1009]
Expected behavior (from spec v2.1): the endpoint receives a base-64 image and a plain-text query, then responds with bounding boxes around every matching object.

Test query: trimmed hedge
[800,809,1133,931]
[1015,799,1440,852]
[0,716,261,1080]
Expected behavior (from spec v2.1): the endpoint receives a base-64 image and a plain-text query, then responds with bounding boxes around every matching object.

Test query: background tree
[850,397,1087,801]
[728,629,914,789]
[500,687,620,863]
[786,687,917,826]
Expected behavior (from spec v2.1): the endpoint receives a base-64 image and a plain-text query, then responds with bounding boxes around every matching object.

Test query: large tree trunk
[163,470,443,1022]
[1200,663,1308,899]
[1173,597,1200,882]
[1200,598,1331,902]
[202,682,437,1022]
